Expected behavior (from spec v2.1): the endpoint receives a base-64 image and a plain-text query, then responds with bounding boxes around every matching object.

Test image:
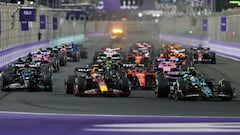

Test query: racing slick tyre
[54,59,60,72]
[120,77,131,97]
[155,74,169,98]
[1,73,11,91]
[44,73,53,92]
[42,64,53,75]
[5,65,14,74]
[65,75,75,94]
[72,51,80,62]
[221,80,233,101]
[210,52,216,64]
[59,55,67,66]
[51,58,60,73]
[74,77,87,97]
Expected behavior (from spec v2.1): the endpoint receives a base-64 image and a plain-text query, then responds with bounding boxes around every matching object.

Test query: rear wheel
[60,55,66,66]
[74,77,87,97]
[54,59,60,72]
[211,52,216,64]
[155,74,169,98]
[44,73,53,92]
[72,51,80,62]
[65,75,75,94]
[1,73,11,91]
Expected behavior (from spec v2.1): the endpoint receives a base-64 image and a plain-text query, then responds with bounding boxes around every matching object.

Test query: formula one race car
[122,64,157,89]
[190,45,216,64]
[168,73,236,101]
[127,51,150,65]
[29,50,60,73]
[52,47,67,66]
[93,48,126,64]
[62,44,81,62]
[72,43,88,59]
[64,66,131,97]
[155,58,178,73]
[1,63,53,91]
[130,42,154,60]
[132,42,154,54]
[154,69,236,101]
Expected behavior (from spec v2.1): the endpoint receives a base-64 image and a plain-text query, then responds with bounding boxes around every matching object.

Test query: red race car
[122,64,157,89]
[127,51,149,65]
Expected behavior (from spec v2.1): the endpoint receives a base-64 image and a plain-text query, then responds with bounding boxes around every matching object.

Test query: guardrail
[159,34,240,59]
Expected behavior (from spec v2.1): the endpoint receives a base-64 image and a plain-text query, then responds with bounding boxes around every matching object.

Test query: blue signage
[203,19,208,31]
[221,16,227,32]
[21,21,29,31]
[40,15,46,29]
[19,8,36,21]
[53,17,58,30]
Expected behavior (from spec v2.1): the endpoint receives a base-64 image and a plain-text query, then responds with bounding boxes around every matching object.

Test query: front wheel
[155,75,169,98]
[221,80,233,101]
[120,77,131,97]
[65,75,75,94]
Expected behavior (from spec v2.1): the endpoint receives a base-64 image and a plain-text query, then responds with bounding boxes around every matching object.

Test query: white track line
[0,111,240,118]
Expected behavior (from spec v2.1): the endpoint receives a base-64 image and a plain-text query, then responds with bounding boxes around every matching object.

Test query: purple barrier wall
[0,40,49,70]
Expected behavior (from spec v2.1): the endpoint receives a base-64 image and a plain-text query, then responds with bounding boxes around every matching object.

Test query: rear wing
[75,68,91,73]
[111,54,121,60]
[191,47,210,51]
[96,53,107,60]
[14,63,40,68]
[75,68,104,73]
[122,63,145,67]
[102,47,121,51]
[166,71,189,77]
[156,58,179,62]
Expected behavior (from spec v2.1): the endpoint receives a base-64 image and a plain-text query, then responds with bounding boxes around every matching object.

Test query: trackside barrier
[0,40,49,70]
[49,34,85,48]
[159,34,240,59]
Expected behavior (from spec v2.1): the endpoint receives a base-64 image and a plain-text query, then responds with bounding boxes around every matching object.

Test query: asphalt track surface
[0,35,240,116]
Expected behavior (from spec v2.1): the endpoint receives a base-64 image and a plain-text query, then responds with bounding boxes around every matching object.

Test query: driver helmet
[188,66,196,75]
[107,57,112,60]
[189,76,198,86]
